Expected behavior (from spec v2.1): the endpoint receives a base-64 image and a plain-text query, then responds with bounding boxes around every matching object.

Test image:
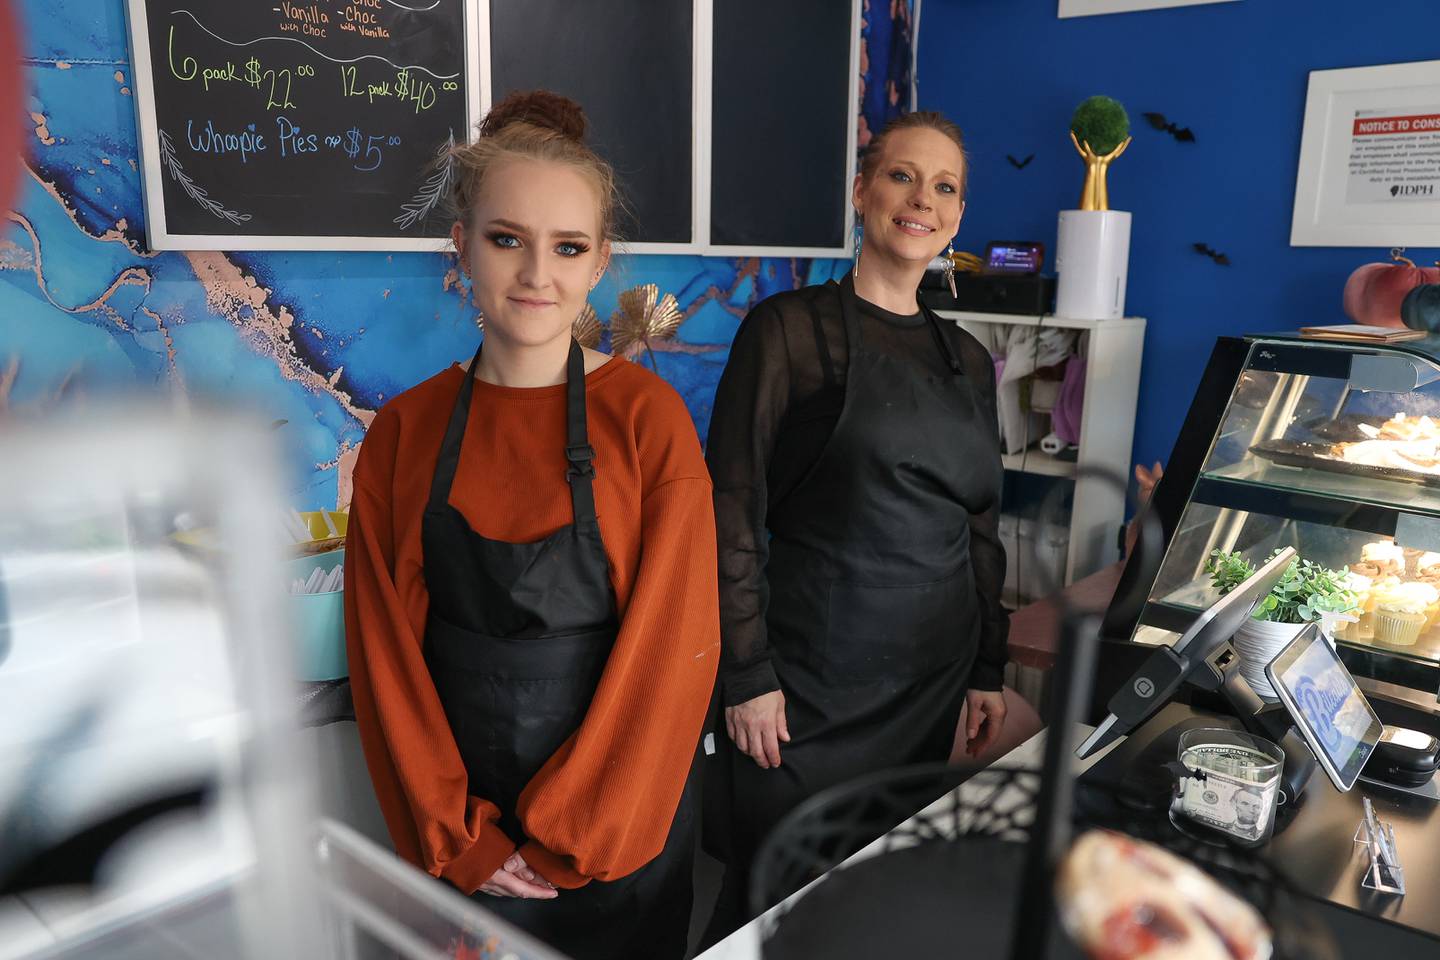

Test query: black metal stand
[1008,607,1103,960]
[1193,639,1317,803]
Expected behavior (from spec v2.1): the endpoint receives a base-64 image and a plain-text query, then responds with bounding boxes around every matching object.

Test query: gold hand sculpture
[1070,130,1131,212]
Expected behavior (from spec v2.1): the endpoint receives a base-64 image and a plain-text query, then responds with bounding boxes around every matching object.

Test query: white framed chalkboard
[481,0,861,258]
[126,0,481,251]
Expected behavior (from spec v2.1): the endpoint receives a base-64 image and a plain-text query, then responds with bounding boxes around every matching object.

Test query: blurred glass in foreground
[0,411,568,959]
[0,410,321,958]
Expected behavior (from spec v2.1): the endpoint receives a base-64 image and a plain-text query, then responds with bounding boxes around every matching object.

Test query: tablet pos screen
[1266,629,1383,791]
[983,241,1044,274]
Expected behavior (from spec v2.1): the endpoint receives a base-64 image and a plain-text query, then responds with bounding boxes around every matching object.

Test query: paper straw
[290,509,313,542]
[281,511,310,543]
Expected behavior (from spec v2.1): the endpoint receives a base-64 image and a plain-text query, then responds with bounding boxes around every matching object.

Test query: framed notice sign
[1291,59,1440,247]
[1057,0,1239,17]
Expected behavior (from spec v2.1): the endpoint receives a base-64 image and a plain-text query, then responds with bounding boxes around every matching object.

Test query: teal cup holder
[286,549,347,681]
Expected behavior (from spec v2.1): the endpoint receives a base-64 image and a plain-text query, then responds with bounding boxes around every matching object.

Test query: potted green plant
[1205,550,1359,623]
[1204,549,1358,696]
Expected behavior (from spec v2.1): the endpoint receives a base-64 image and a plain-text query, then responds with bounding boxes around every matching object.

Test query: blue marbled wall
[5,1,915,509]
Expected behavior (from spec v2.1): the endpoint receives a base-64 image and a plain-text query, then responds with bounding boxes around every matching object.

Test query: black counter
[1082,703,1440,954]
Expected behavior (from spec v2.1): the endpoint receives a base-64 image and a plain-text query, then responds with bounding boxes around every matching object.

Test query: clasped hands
[479,851,558,899]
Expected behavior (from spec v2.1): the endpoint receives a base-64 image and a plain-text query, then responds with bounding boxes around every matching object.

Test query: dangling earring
[852,215,863,280]
[460,262,483,331]
[943,242,957,299]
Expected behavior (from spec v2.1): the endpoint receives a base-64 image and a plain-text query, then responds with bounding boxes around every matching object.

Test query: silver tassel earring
[943,242,957,299]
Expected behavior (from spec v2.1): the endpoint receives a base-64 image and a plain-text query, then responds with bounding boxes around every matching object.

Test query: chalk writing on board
[134,0,470,244]
[158,128,252,224]
[396,129,455,229]
[172,9,460,78]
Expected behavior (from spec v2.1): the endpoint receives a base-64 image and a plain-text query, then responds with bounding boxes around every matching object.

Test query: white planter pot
[1233,619,1306,699]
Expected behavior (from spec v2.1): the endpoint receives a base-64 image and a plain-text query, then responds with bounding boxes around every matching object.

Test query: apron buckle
[566,443,596,480]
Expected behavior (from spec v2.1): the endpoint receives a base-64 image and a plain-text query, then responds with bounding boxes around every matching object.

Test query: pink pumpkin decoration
[1344,255,1440,327]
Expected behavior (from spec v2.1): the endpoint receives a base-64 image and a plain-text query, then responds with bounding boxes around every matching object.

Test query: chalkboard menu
[711,0,852,250]
[126,0,477,250]
[489,0,693,245]
[484,0,858,256]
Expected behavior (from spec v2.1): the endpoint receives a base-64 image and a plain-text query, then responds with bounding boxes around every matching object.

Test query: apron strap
[835,278,862,362]
[563,339,599,524]
[427,339,598,526]
[923,308,965,374]
[808,288,839,390]
[427,343,486,515]
[837,275,963,375]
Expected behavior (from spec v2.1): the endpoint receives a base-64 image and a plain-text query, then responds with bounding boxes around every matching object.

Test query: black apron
[727,280,1001,890]
[422,341,695,960]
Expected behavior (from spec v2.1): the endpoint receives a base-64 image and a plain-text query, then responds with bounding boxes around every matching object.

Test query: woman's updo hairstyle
[450,90,622,241]
[860,111,969,199]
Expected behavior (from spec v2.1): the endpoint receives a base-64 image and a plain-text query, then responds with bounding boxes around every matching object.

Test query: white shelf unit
[936,310,1147,587]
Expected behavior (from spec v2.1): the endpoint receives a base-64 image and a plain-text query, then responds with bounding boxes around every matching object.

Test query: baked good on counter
[1057,829,1272,960]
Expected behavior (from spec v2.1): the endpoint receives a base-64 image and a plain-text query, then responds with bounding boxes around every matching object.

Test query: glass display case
[1106,333,1440,712]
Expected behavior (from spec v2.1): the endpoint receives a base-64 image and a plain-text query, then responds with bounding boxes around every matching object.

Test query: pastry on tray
[1373,413,1440,442]
[1326,413,1440,476]
[1057,830,1272,960]
[1359,540,1405,577]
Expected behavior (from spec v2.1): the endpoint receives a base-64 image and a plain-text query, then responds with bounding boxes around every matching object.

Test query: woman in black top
[704,111,1009,926]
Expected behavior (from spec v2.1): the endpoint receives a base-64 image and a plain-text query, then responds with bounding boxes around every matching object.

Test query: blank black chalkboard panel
[711,0,853,249]
[127,0,472,249]
[488,1,692,245]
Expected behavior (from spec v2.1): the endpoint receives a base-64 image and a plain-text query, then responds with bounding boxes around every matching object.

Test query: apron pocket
[425,614,614,679]
[822,565,976,683]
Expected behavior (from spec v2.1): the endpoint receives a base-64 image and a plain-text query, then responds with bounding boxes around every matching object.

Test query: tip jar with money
[1170,728,1286,846]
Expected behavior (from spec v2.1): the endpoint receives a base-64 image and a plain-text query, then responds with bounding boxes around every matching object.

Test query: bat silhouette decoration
[1194,242,1230,266]
[1143,112,1195,143]
[1007,153,1035,169]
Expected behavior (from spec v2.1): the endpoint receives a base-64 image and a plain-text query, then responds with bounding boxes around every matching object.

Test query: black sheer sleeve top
[705,274,1009,706]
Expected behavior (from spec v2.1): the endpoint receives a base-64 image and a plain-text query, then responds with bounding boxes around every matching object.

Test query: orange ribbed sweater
[344,357,719,893]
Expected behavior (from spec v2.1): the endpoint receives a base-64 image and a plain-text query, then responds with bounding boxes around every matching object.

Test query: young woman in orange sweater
[344,91,718,960]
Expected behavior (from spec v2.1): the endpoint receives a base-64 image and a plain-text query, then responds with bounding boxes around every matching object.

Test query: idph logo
[1391,183,1435,197]
[1134,677,1156,699]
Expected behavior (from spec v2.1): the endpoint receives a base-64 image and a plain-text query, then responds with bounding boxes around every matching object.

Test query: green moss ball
[1070,96,1130,155]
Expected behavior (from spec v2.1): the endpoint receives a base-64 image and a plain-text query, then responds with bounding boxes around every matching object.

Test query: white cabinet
[936,310,1146,591]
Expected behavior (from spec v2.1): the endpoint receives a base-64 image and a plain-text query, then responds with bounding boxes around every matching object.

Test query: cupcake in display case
[1373,582,1432,646]
[1339,570,1374,641]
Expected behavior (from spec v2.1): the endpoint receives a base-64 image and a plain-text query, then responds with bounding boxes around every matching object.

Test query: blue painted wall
[12,0,1437,507]
[917,0,1440,471]
[3,0,858,510]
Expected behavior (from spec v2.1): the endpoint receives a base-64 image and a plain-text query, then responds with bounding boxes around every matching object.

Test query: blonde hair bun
[480,90,588,143]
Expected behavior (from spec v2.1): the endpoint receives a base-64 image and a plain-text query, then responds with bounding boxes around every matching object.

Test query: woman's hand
[725,690,790,769]
[963,689,1008,758]
[477,852,558,899]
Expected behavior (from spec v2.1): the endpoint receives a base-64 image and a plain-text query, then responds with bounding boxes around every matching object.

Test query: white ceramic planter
[1233,619,1306,699]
